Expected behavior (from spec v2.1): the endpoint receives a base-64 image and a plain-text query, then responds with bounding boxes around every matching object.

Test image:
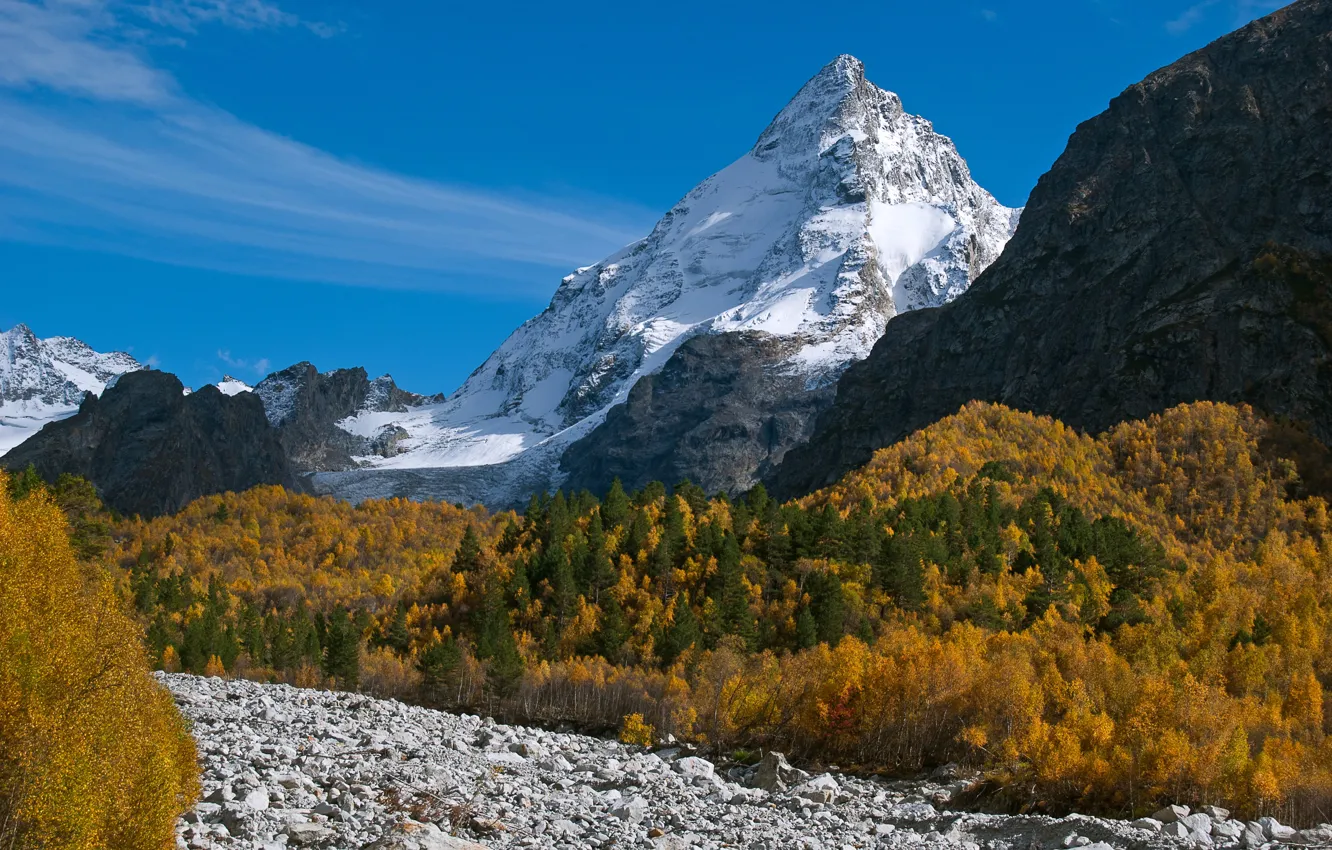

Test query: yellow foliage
[618,712,655,747]
[0,472,200,849]
[101,401,1332,821]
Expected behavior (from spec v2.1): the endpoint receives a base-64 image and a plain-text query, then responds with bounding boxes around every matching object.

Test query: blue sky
[0,0,1286,393]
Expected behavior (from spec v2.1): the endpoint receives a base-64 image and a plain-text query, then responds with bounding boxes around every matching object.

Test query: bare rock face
[771,0,1332,498]
[2,370,302,517]
[255,363,441,473]
[560,332,835,497]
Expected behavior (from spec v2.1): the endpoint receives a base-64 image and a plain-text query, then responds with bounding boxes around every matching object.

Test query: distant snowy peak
[340,54,1019,478]
[0,324,143,454]
[215,376,254,397]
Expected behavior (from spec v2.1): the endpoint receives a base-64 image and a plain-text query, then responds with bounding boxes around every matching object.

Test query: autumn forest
[10,400,1332,828]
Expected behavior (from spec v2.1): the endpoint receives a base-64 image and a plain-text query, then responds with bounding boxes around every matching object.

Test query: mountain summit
[0,324,142,454]
[771,0,1332,498]
[314,56,1020,505]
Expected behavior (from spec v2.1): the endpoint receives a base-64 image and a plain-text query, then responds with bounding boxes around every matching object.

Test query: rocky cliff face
[2,370,302,517]
[770,0,1332,499]
[0,323,142,454]
[560,332,835,496]
[255,363,440,473]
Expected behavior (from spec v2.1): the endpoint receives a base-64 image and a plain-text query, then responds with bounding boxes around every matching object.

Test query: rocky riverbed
[164,674,1332,850]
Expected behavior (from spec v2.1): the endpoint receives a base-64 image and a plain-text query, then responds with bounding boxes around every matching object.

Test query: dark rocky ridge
[256,363,441,473]
[771,0,1332,499]
[559,332,835,497]
[2,370,303,517]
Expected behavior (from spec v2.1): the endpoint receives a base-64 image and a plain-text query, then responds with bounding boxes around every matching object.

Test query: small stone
[611,795,650,824]
[1133,818,1164,833]
[1213,820,1245,842]
[1241,822,1268,848]
[284,822,331,847]
[793,774,839,805]
[1154,805,1191,824]
[673,756,715,781]
[1183,813,1214,835]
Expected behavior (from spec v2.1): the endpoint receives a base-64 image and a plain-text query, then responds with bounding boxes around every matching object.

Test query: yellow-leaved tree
[0,472,199,849]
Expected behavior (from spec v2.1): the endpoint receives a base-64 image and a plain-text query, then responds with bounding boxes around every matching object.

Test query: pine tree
[712,533,756,647]
[418,636,462,697]
[383,604,411,655]
[794,606,818,650]
[660,592,701,665]
[602,479,630,529]
[5,464,44,500]
[474,581,523,693]
[454,525,484,572]
[322,608,361,688]
[809,570,846,645]
[598,595,629,662]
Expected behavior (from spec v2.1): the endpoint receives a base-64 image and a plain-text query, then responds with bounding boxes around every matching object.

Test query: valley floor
[161,674,1324,850]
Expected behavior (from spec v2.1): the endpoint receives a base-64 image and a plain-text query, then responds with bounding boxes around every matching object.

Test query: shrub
[0,472,199,849]
[619,712,655,747]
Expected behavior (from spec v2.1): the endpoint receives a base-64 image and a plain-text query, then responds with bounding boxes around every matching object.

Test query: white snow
[0,324,143,456]
[214,376,253,396]
[867,201,959,282]
[0,399,77,454]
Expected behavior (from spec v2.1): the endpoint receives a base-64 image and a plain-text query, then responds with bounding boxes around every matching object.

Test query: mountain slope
[771,0,1332,499]
[255,363,441,473]
[2,370,302,517]
[316,55,1018,506]
[0,324,142,454]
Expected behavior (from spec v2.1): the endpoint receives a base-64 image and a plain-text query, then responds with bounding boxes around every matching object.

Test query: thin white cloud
[0,0,653,292]
[1166,0,1283,34]
[980,9,998,22]
[216,349,268,377]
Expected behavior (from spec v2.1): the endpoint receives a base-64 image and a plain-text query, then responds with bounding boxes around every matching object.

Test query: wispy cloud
[1165,0,1284,34]
[217,349,268,377]
[0,0,653,292]
[979,8,998,22]
[130,0,340,37]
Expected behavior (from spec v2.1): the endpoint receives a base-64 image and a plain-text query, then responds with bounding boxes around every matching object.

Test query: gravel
[162,674,1332,850]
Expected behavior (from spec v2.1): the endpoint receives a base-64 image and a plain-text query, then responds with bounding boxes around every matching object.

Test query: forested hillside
[91,402,1332,822]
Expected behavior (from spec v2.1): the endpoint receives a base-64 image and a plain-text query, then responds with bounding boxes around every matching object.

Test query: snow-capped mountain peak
[318,55,1021,504]
[0,324,143,454]
[215,376,254,397]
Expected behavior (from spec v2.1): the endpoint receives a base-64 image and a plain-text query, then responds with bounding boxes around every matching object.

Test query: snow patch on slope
[0,324,143,455]
[215,376,253,397]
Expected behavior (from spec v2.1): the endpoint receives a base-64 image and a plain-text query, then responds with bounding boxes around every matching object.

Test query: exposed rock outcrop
[560,332,835,497]
[255,363,440,473]
[771,0,1332,498]
[2,370,302,517]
